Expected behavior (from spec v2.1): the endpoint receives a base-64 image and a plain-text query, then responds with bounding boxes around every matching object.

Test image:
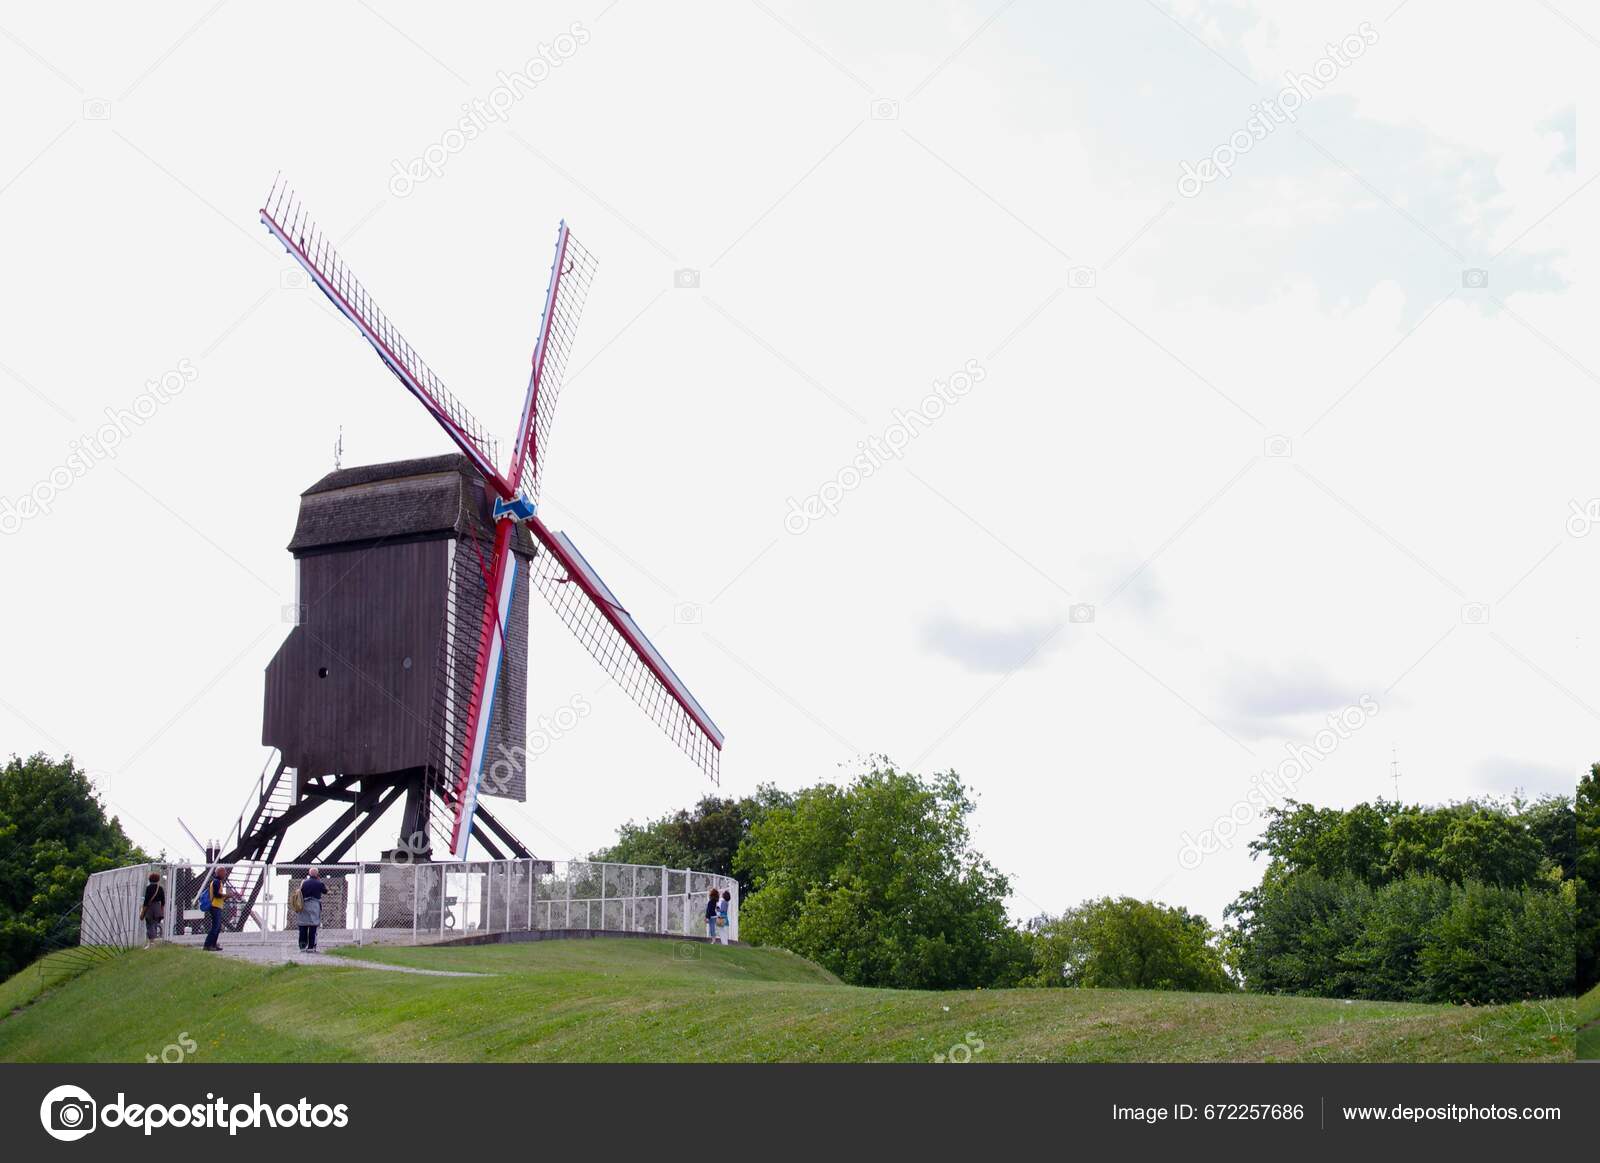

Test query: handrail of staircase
[198,749,285,891]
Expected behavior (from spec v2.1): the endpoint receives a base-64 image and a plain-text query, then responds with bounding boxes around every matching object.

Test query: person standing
[704,886,720,940]
[299,867,327,953]
[140,872,165,947]
[202,866,230,951]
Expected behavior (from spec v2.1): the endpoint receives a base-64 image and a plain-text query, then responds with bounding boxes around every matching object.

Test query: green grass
[1577,985,1600,1060]
[0,939,1578,1063]
[0,948,113,1016]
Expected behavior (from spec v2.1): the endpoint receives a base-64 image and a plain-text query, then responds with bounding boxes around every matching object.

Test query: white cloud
[919,612,1062,673]
[1218,658,1368,734]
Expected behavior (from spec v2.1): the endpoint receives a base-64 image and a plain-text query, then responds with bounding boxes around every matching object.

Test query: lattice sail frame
[260,180,502,480]
[528,520,723,780]
[510,224,598,504]
[260,179,724,858]
[447,517,519,858]
[422,518,499,858]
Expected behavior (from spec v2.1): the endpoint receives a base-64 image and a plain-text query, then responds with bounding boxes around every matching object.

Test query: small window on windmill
[317,666,329,679]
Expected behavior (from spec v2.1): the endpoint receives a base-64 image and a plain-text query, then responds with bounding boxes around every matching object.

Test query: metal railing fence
[82,858,738,948]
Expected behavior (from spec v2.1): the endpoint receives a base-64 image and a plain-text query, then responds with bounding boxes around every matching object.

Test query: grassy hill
[1578,985,1600,1060]
[0,939,1578,1063]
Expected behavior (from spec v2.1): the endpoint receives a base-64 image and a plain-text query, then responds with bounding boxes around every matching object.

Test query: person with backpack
[704,886,720,940]
[297,867,327,952]
[202,866,230,951]
[140,871,165,947]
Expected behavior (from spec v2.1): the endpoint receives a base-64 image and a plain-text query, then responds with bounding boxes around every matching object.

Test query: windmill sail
[527,517,723,781]
[260,180,505,487]
[510,222,598,503]
[445,519,520,859]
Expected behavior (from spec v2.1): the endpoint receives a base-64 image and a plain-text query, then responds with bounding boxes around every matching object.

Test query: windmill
[212,179,724,894]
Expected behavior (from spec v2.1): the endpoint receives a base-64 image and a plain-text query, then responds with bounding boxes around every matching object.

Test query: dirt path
[212,945,488,977]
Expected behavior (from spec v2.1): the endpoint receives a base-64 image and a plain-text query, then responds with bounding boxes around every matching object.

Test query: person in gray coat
[140,871,165,946]
[297,867,327,952]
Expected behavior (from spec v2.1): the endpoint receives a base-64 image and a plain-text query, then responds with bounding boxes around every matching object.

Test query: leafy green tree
[1578,764,1599,993]
[1227,872,1375,997]
[735,762,1027,989]
[1521,793,1578,881]
[1253,797,1563,890]
[591,786,792,897]
[0,753,150,980]
[1385,807,1456,880]
[1436,811,1544,887]
[1230,792,1580,1002]
[1024,897,1232,991]
[1347,874,1453,1000]
[1418,878,1575,1004]
[1251,801,1397,886]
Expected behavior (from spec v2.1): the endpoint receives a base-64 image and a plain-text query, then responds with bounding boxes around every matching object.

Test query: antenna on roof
[333,425,344,470]
[1390,745,1402,803]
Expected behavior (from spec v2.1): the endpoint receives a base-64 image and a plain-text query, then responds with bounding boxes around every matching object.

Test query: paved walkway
[209,944,489,977]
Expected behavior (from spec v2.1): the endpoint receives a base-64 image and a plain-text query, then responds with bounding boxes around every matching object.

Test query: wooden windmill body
[262,454,534,862]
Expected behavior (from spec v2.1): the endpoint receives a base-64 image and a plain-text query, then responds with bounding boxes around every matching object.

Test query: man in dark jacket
[299,867,327,953]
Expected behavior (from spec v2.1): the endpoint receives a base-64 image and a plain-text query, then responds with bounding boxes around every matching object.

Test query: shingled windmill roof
[288,453,536,557]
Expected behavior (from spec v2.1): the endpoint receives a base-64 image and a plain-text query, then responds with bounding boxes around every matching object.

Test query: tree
[1228,793,1580,1002]
[1347,874,1453,1001]
[0,753,150,980]
[1578,763,1599,993]
[1025,897,1232,991]
[735,762,1027,989]
[1251,801,1396,885]
[590,785,792,897]
[1226,872,1375,998]
[1521,793,1578,881]
[1417,879,1575,1004]
[1252,796,1563,890]
[1436,811,1544,888]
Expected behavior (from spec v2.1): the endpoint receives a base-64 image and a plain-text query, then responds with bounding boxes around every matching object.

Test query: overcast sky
[1,0,1595,926]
